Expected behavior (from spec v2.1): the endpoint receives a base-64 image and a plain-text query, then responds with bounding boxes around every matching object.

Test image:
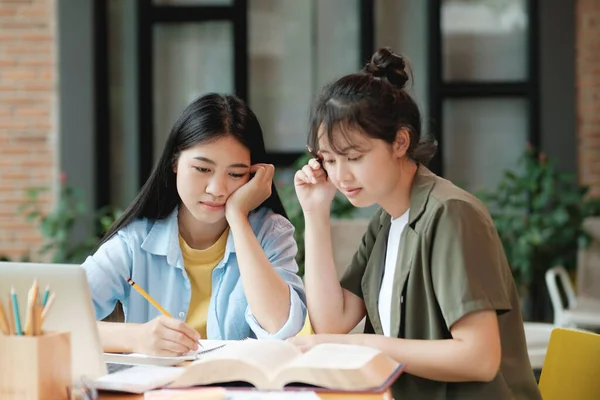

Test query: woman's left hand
[286,335,327,353]
[226,163,275,221]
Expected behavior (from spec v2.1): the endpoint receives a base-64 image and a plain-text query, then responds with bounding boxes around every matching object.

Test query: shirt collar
[379,164,436,228]
[141,206,242,268]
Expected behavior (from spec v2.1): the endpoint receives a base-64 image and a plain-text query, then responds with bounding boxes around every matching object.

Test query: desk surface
[100,391,391,400]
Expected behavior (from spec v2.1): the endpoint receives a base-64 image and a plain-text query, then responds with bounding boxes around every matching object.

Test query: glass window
[375,0,429,130]
[153,22,233,162]
[442,0,528,82]
[153,0,233,5]
[248,0,359,153]
[108,0,139,208]
[314,0,359,88]
[442,98,528,193]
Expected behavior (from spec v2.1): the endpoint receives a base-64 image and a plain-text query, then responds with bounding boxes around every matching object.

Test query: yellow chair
[297,313,313,336]
[538,328,600,400]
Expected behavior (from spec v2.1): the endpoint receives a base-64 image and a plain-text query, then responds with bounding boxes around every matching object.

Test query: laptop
[0,261,182,393]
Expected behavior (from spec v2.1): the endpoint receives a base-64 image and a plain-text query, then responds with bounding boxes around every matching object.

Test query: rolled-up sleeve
[245,215,307,339]
[81,231,133,320]
[431,199,512,329]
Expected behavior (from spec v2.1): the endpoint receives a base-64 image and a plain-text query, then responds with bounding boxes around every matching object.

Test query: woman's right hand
[132,316,201,356]
[294,157,337,214]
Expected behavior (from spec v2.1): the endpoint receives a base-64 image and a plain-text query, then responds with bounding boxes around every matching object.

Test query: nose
[205,174,227,198]
[334,161,353,184]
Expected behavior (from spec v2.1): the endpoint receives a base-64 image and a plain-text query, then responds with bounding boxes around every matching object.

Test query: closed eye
[194,167,210,173]
[229,173,246,179]
[348,156,362,161]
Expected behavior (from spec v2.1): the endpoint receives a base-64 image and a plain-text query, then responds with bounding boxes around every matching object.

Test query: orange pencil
[0,297,9,335]
[6,294,15,335]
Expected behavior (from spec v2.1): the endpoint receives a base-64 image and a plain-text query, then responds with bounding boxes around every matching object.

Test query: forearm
[97,321,140,353]
[303,213,348,332]
[320,334,498,382]
[228,214,291,333]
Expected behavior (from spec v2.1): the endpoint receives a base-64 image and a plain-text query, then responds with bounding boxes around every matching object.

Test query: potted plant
[9,173,122,263]
[477,146,600,321]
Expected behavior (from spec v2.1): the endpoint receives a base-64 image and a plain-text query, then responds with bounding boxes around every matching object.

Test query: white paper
[103,340,235,366]
[93,365,186,394]
[226,391,320,400]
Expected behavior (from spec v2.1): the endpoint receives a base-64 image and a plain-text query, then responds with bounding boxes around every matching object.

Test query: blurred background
[0,0,599,327]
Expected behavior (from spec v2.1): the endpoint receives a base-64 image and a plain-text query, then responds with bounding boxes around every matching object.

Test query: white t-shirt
[378,209,410,337]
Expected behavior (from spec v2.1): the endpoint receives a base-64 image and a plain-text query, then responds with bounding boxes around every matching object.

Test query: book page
[201,339,301,372]
[273,343,400,391]
[168,340,303,390]
[144,388,320,400]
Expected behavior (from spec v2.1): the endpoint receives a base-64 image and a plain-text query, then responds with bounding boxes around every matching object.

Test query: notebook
[104,340,247,367]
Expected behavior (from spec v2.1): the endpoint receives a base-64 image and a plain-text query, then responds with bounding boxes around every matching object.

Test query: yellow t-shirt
[179,228,229,338]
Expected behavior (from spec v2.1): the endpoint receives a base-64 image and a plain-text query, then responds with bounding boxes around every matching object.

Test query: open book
[164,340,403,392]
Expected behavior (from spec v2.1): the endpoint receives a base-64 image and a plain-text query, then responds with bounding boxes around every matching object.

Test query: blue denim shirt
[81,207,307,340]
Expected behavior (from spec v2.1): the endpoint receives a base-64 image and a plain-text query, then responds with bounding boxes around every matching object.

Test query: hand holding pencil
[126,277,202,356]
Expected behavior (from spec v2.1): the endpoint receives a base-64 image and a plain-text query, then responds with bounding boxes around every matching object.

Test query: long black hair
[101,93,287,244]
[308,47,437,164]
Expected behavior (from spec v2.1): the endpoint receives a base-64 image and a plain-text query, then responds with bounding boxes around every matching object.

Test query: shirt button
[179,311,185,318]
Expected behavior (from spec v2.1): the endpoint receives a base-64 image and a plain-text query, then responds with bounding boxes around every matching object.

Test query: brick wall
[0,0,57,260]
[577,0,600,197]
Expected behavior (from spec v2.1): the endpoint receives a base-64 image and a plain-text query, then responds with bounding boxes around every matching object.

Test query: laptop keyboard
[106,363,135,374]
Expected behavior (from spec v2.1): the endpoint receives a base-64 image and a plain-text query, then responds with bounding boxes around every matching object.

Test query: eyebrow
[320,146,360,154]
[193,156,250,169]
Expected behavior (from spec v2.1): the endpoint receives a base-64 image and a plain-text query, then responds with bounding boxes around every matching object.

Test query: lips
[201,201,224,207]
[342,188,362,198]
[199,201,225,211]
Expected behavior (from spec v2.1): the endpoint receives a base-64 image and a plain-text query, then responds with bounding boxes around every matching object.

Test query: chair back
[545,266,577,325]
[538,328,600,400]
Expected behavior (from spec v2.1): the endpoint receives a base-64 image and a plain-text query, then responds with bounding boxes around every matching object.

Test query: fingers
[249,164,264,177]
[286,337,311,353]
[160,336,195,355]
[250,164,274,182]
[308,158,326,175]
[264,164,275,182]
[162,328,199,352]
[159,316,200,350]
[149,339,190,356]
[160,316,200,339]
[294,169,311,186]
[300,161,326,184]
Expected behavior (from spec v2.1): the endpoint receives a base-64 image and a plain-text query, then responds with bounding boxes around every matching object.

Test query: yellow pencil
[35,298,43,335]
[126,277,173,318]
[0,297,10,335]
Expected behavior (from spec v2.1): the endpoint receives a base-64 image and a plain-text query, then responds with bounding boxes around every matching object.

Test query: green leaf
[477,146,600,292]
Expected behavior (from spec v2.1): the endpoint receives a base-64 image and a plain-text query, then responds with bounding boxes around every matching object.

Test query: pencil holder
[0,331,71,400]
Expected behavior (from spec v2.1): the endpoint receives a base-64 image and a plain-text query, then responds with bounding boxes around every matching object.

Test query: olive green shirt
[340,166,541,400]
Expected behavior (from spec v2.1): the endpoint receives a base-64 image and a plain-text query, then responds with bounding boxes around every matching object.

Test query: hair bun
[364,47,409,89]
